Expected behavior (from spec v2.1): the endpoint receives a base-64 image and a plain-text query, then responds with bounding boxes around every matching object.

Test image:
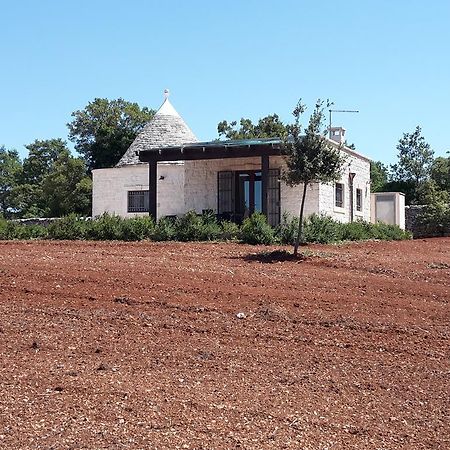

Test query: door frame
[235,170,262,221]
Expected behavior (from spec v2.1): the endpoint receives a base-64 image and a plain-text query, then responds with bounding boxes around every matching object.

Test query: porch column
[148,161,157,220]
[261,155,269,218]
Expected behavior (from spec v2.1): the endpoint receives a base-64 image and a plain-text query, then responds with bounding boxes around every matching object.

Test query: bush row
[277,213,412,244]
[0,211,411,244]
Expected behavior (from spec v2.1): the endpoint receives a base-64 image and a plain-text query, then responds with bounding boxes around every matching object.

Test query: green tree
[68,98,155,171]
[217,114,287,140]
[381,179,417,205]
[41,151,92,216]
[13,139,70,217]
[22,138,68,184]
[370,160,389,192]
[415,180,449,205]
[9,184,45,218]
[283,99,346,256]
[0,146,22,218]
[430,155,450,194]
[8,139,91,218]
[390,126,434,203]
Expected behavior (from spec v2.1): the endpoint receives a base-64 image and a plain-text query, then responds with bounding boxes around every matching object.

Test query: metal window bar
[217,171,234,219]
[127,190,149,213]
[267,169,280,226]
[356,188,362,212]
[335,183,344,208]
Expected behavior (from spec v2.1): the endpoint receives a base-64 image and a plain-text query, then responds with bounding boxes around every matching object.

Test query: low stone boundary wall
[405,205,450,238]
[11,217,91,227]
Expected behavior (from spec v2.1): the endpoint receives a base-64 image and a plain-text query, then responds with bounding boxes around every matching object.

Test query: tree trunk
[294,182,308,256]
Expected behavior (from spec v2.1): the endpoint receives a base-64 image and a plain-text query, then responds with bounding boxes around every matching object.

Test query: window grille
[335,183,344,208]
[356,188,362,212]
[218,171,234,217]
[268,169,280,226]
[127,190,149,213]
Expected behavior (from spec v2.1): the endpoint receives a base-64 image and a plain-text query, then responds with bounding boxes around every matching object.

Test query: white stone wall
[92,148,370,224]
[279,161,320,219]
[183,151,369,222]
[183,156,320,219]
[318,149,371,222]
[92,163,185,218]
[184,157,265,212]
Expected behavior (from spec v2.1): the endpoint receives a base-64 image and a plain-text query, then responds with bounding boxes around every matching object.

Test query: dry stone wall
[405,205,450,238]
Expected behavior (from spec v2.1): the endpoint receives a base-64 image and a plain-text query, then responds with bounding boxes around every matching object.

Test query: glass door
[218,169,280,225]
[235,171,262,222]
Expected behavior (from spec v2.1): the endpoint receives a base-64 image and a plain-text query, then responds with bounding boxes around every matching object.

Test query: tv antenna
[329,109,359,138]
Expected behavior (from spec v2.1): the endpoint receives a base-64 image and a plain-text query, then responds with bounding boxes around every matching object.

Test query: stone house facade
[92,94,371,224]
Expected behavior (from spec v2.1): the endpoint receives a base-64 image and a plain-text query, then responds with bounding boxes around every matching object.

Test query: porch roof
[137,138,283,162]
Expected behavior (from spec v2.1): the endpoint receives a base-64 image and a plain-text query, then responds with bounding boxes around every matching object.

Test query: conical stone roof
[116,95,198,167]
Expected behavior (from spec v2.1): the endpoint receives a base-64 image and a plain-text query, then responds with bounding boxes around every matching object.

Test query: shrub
[200,220,222,241]
[0,218,48,240]
[0,211,412,244]
[174,210,221,241]
[47,214,87,240]
[85,214,125,240]
[0,217,8,239]
[121,216,155,241]
[241,212,275,245]
[340,220,372,241]
[220,220,240,241]
[371,222,412,240]
[303,214,343,243]
[152,217,176,241]
[275,213,412,244]
[20,224,49,239]
[275,213,299,245]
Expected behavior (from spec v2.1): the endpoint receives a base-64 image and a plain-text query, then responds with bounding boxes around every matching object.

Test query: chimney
[329,126,346,144]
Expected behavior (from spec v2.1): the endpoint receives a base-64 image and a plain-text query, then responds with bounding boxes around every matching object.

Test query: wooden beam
[148,161,157,220]
[261,155,269,218]
[139,144,282,163]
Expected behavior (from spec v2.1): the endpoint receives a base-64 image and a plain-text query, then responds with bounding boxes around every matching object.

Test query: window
[335,183,344,208]
[356,188,362,212]
[267,169,281,227]
[127,190,149,213]
[218,171,234,217]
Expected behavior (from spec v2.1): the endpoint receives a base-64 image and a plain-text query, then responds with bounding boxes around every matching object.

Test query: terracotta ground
[0,238,449,449]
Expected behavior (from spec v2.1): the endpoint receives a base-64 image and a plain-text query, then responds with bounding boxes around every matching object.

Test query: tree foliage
[41,151,92,217]
[390,126,434,187]
[12,139,71,217]
[22,139,68,184]
[430,155,450,194]
[217,114,287,140]
[370,160,389,192]
[282,99,346,255]
[0,146,22,218]
[1,139,92,218]
[415,180,449,205]
[68,98,155,171]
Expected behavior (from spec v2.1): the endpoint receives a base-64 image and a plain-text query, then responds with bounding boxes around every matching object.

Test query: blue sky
[1,0,449,164]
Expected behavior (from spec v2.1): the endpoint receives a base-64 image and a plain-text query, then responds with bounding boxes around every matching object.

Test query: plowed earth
[0,239,449,449]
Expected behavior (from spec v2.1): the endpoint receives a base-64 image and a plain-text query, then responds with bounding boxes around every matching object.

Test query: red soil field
[0,238,449,449]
